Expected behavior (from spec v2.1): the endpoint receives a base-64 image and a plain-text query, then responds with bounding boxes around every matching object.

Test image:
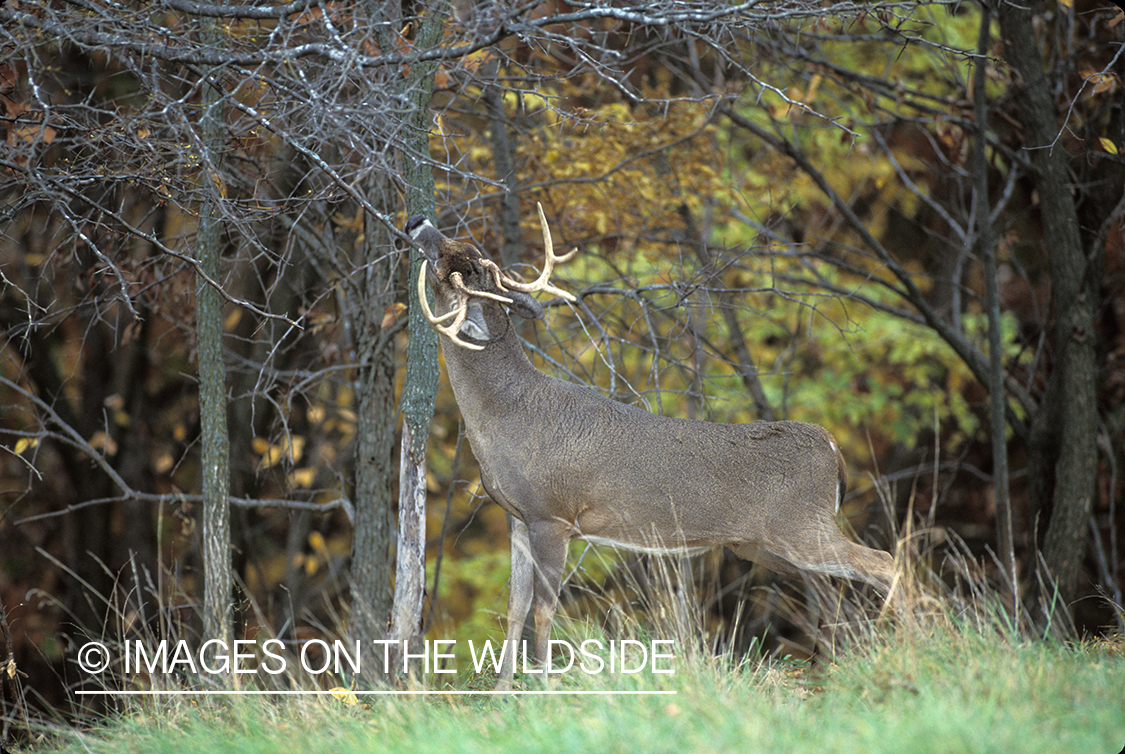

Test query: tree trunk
[997,0,1099,614]
[348,193,398,653]
[195,28,233,652]
[484,57,523,269]
[385,0,448,677]
[346,1,410,677]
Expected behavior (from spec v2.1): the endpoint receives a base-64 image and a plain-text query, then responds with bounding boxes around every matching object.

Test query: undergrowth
[6,501,1124,754]
[14,603,1125,754]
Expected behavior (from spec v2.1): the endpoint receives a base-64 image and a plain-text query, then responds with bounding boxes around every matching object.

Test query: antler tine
[417,260,485,351]
[498,202,578,302]
[479,257,508,292]
[450,270,514,306]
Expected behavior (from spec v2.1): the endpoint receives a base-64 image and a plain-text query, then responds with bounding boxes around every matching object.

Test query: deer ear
[505,290,544,320]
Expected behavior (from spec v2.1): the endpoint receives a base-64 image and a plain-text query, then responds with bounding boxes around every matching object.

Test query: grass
[10,518,1124,754]
[19,613,1125,754]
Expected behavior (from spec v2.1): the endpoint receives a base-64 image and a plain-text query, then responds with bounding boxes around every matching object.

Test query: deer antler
[417,260,491,351]
[416,203,575,351]
[496,203,578,302]
[451,272,516,306]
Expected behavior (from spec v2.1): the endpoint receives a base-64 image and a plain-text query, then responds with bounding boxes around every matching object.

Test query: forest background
[1,0,1123,732]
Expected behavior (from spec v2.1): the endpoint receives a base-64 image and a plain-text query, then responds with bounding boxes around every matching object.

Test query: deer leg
[770,526,902,611]
[729,542,807,580]
[804,538,899,604]
[498,515,535,690]
[527,521,569,674]
[836,540,907,614]
[733,527,902,612]
[498,517,569,689]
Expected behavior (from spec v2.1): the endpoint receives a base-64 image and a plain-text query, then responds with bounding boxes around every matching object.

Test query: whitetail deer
[408,206,900,689]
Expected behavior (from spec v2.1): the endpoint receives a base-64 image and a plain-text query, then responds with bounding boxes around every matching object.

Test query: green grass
[24,619,1125,754]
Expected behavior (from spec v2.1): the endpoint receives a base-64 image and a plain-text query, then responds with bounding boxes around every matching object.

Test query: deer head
[407,203,575,351]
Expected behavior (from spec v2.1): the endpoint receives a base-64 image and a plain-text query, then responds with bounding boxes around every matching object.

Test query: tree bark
[345,1,406,671]
[195,22,233,652]
[997,0,1099,612]
[348,190,398,652]
[484,57,523,269]
[385,0,447,677]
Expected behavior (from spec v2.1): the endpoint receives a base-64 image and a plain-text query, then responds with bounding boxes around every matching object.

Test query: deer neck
[439,309,546,427]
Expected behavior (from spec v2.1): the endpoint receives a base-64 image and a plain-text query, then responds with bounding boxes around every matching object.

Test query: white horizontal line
[76,689,676,696]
